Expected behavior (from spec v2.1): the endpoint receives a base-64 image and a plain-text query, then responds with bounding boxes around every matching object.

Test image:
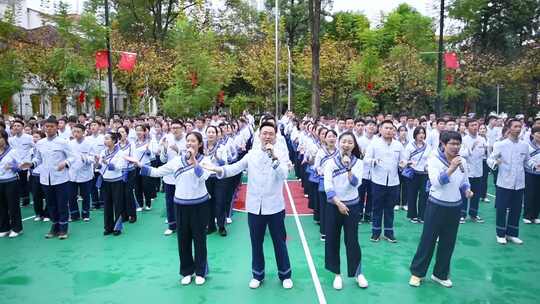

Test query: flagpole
[435,0,445,116]
[104,0,114,117]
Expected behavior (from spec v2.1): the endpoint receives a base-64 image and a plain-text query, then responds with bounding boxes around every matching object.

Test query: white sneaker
[303,194,308,198]
[402,206,408,211]
[164,229,174,236]
[282,278,293,289]
[460,217,466,224]
[496,236,507,245]
[34,216,42,221]
[195,276,206,285]
[534,219,540,224]
[8,231,21,238]
[523,218,533,224]
[333,275,343,290]
[226,217,233,224]
[409,275,422,287]
[249,278,261,289]
[136,207,143,212]
[0,231,9,238]
[180,275,193,285]
[506,236,523,245]
[43,217,50,222]
[394,205,400,211]
[83,218,90,222]
[483,197,490,202]
[144,206,151,211]
[357,274,368,288]
[431,274,452,288]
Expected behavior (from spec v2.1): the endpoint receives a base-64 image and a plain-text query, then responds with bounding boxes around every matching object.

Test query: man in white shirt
[461,119,487,223]
[202,122,294,290]
[8,119,33,206]
[68,124,94,221]
[57,117,72,140]
[87,121,106,209]
[427,119,447,152]
[364,120,407,243]
[487,118,529,245]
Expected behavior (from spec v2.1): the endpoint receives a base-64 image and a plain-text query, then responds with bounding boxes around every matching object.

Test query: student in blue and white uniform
[403,126,430,223]
[30,130,48,222]
[133,124,155,211]
[87,121,106,209]
[129,131,212,286]
[159,120,186,236]
[523,126,540,224]
[8,119,33,206]
[96,132,127,236]
[323,131,368,290]
[488,119,529,245]
[357,120,376,222]
[409,131,473,288]
[202,122,294,290]
[24,116,75,240]
[117,126,137,223]
[364,120,407,243]
[460,119,487,223]
[0,130,23,238]
[314,129,337,241]
[68,124,94,222]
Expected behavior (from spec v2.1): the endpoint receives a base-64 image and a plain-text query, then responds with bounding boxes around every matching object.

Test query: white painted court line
[285,181,326,304]
[22,215,35,221]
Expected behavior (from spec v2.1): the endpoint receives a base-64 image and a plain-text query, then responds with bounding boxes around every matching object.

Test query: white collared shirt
[404,141,431,173]
[324,153,363,205]
[487,138,528,190]
[364,137,406,187]
[427,150,470,204]
[461,134,487,178]
[68,138,94,183]
[8,133,33,163]
[32,136,75,186]
[0,146,19,182]
[217,146,289,215]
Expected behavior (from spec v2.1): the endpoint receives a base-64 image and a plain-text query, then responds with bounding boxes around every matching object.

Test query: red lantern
[95,96,102,110]
[78,91,86,104]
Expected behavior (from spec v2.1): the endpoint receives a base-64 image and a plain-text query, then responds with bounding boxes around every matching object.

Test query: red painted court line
[232,181,313,216]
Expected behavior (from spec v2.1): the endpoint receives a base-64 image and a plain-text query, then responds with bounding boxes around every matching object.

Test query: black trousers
[92,172,103,208]
[17,170,30,205]
[325,203,362,277]
[30,174,47,218]
[176,201,210,277]
[123,170,137,220]
[214,178,230,229]
[462,177,482,218]
[410,201,461,280]
[398,174,408,207]
[135,168,153,208]
[524,173,540,220]
[42,182,70,234]
[307,180,320,222]
[248,210,292,281]
[318,191,327,236]
[406,174,428,220]
[479,160,489,200]
[205,177,218,231]
[0,181,22,233]
[102,180,125,232]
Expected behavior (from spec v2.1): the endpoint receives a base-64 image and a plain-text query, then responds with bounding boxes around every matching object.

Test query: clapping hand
[465,189,474,199]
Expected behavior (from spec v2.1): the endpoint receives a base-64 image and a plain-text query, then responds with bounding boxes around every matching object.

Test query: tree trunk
[309,0,320,118]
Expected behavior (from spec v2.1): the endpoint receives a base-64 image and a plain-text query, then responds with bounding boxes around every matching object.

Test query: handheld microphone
[457,155,464,173]
[265,144,274,159]
[185,150,192,160]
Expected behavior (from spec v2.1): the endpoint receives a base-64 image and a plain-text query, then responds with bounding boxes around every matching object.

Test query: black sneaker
[103,230,113,236]
[113,230,122,236]
[370,234,380,242]
[385,235,398,243]
[207,227,217,235]
[219,227,227,237]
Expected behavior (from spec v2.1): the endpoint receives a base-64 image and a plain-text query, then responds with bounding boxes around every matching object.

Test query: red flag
[78,91,86,104]
[95,96,102,110]
[95,51,109,69]
[444,52,459,69]
[117,52,137,72]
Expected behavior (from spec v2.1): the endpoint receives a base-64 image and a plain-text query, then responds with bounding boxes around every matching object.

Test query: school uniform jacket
[32,136,76,186]
[324,152,363,205]
[427,149,470,207]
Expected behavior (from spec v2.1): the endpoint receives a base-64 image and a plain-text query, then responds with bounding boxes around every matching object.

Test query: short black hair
[0,130,8,146]
[73,123,86,132]
[12,119,24,127]
[260,121,277,132]
[440,130,462,144]
[465,119,477,127]
[380,120,395,128]
[45,116,58,125]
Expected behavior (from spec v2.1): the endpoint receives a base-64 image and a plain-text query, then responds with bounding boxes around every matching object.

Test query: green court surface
[1,176,539,304]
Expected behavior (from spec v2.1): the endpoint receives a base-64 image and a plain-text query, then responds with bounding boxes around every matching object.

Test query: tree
[163,16,236,117]
[309,0,321,117]
[0,7,24,112]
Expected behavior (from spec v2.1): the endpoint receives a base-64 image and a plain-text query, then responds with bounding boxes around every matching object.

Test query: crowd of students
[0,109,539,290]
